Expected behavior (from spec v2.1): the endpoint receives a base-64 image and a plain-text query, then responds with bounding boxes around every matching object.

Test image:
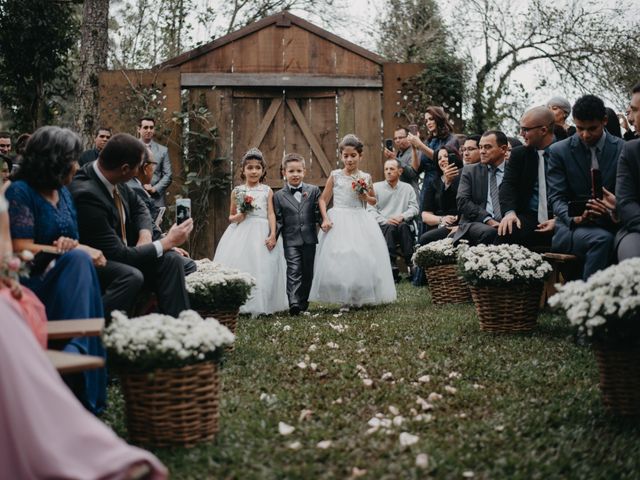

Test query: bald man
[497,106,556,247]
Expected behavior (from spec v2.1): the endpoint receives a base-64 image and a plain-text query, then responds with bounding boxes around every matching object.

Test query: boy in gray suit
[273,153,321,316]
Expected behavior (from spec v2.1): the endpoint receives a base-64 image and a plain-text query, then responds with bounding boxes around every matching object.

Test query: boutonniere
[303,191,308,199]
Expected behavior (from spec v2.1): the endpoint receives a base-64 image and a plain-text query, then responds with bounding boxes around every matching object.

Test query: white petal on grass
[427,392,443,402]
[418,375,431,383]
[381,371,394,381]
[350,467,367,478]
[392,415,404,427]
[310,363,318,370]
[388,405,400,416]
[283,325,292,331]
[296,361,307,369]
[495,425,505,432]
[278,422,295,435]
[472,383,485,389]
[444,385,457,394]
[288,441,302,450]
[316,440,332,449]
[415,453,429,469]
[399,432,419,447]
[308,344,317,352]
[368,417,381,428]
[332,397,343,404]
[370,322,379,328]
[299,409,313,422]
[418,351,427,360]
[362,378,373,387]
[462,471,475,478]
[448,371,462,379]
[326,342,339,349]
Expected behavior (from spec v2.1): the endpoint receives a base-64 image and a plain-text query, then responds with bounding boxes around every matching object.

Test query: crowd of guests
[375,87,640,283]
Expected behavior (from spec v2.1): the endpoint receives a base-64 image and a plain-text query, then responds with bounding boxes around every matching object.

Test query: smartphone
[568,199,588,217]
[384,138,394,151]
[176,198,191,225]
[408,124,418,135]
[591,168,603,200]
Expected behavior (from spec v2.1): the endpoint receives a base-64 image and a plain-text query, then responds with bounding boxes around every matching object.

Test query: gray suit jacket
[273,183,321,247]
[452,163,489,242]
[148,140,172,197]
[547,131,623,253]
[614,139,640,250]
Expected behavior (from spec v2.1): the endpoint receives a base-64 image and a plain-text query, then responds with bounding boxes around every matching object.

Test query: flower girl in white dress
[213,148,288,316]
[309,134,396,307]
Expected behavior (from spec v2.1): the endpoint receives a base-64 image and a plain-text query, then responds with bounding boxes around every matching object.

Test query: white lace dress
[309,170,396,306]
[213,184,288,316]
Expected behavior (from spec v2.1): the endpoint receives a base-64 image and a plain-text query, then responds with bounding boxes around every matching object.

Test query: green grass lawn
[104,283,640,479]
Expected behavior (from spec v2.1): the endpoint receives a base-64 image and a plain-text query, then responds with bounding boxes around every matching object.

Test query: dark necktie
[489,166,502,221]
[113,187,127,243]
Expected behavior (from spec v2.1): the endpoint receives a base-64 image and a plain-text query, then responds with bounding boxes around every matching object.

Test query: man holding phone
[548,95,624,280]
[383,127,420,200]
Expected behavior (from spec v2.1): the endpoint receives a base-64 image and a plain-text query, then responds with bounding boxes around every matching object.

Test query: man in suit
[126,147,196,275]
[368,159,419,281]
[616,83,640,261]
[548,94,624,280]
[78,127,111,167]
[498,106,556,247]
[273,153,321,315]
[138,116,172,207]
[69,133,193,318]
[453,130,508,245]
[462,134,481,165]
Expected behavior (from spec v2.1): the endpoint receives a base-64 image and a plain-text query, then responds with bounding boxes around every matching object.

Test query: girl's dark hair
[434,145,463,176]
[339,134,364,154]
[605,107,622,138]
[240,147,267,182]
[14,126,82,190]
[426,106,454,141]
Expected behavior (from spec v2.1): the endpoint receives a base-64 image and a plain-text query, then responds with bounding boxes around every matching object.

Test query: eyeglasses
[519,125,545,133]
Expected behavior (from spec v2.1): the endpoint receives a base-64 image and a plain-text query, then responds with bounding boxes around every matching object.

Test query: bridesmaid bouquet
[235,187,259,213]
[351,175,369,195]
[0,251,33,281]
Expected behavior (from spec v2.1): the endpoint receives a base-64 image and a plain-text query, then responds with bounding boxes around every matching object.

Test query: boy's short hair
[282,152,306,168]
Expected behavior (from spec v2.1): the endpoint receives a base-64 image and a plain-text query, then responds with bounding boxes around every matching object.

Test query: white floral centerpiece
[458,244,552,287]
[412,238,467,269]
[104,310,235,372]
[186,259,255,311]
[549,258,640,344]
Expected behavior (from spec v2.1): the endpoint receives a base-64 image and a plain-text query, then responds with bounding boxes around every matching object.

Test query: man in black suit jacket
[273,153,321,315]
[616,83,640,261]
[69,133,193,318]
[498,106,556,247]
[453,130,508,245]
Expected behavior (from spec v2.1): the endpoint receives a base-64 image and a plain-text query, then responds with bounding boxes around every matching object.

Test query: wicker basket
[196,308,239,352]
[425,264,471,304]
[119,362,220,448]
[470,283,542,332]
[594,344,640,417]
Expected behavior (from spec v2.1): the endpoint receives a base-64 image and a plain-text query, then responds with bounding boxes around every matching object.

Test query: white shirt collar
[93,161,117,198]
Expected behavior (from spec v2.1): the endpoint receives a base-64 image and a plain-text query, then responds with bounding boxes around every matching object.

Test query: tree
[461,0,640,132]
[0,0,78,131]
[76,0,110,147]
[376,0,466,127]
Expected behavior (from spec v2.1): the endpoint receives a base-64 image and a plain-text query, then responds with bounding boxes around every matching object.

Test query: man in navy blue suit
[547,95,624,279]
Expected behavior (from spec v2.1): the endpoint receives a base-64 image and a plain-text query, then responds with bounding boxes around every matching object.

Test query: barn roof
[157,10,385,69]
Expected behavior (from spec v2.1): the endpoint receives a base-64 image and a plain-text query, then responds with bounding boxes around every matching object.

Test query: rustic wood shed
[99,11,423,256]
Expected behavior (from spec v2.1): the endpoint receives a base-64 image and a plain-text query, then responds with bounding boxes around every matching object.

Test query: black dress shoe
[289,305,301,316]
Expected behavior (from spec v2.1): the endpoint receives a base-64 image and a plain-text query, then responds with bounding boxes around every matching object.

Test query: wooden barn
[99,11,423,256]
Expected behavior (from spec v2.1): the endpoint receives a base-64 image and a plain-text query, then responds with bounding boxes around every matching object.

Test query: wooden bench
[541,252,581,306]
[46,350,105,374]
[47,318,104,341]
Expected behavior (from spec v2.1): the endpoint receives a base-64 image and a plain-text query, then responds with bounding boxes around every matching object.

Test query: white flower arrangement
[103,309,235,371]
[457,244,551,286]
[412,238,467,269]
[186,259,256,310]
[548,258,640,343]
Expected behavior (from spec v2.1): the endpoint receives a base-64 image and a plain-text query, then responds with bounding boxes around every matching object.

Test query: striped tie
[489,166,502,221]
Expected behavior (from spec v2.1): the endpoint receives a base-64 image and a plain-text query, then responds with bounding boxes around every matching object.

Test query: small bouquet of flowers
[1,250,33,281]
[351,174,370,196]
[103,309,235,372]
[235,187,258,214]
[548,258,640,344]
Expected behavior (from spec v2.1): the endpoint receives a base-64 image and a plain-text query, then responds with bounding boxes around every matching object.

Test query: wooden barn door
[232,88,338,188]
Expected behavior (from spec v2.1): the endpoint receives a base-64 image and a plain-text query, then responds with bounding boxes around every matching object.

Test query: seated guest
[383,127,420,200]
[498,106,556,247]
[368,159,419,281]
[616,83,640,261]
[462,135,481,165]
[69,133,193,318]
[547,96,576,140]
[506,136,523,161]
[126,148,196,275]
[78,127,112,166]
[548,94,624,279]
[419,146,463,245]
[453,130,508,245]
[5,126,108,414]
[0,294,168,479]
